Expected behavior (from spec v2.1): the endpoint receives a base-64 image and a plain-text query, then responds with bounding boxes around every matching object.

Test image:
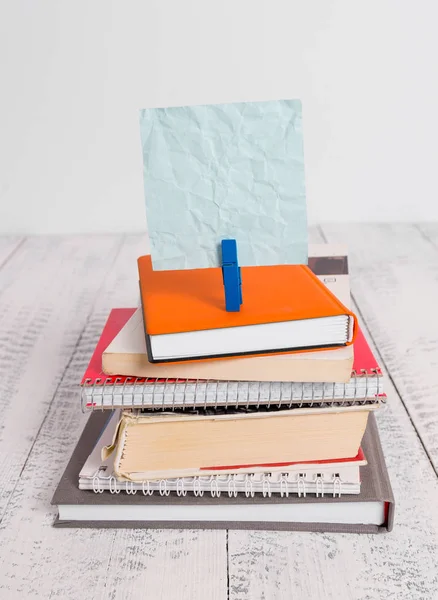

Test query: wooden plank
[321,223,438,472]
[101,529,227,600]
[0,234,123,518]
[417,222,438,247]
[0,236,24,268]
[228,310,438,600]
[0,234,227,600]
[228,226,438,598]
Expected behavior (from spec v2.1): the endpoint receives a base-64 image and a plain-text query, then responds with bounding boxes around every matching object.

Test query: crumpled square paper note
[139,99,307,270]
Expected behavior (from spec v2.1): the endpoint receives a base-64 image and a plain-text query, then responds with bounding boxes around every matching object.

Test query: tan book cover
[103,406,375,481]
[103,307,354,383]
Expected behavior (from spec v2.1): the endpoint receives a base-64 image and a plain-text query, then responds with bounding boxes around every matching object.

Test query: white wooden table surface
[0,224,438,600]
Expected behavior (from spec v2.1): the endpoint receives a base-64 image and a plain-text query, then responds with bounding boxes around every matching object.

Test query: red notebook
[80,309,385,411]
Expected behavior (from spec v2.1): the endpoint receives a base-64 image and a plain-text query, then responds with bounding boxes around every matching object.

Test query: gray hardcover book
[52,412,394,533]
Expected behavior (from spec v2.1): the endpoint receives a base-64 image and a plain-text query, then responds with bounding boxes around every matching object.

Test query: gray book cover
[52,412,394,533]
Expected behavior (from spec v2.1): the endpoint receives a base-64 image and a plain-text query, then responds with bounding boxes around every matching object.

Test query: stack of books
[52,244,394,533]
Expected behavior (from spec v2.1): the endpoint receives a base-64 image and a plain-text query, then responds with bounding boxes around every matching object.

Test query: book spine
[81,376,385,412]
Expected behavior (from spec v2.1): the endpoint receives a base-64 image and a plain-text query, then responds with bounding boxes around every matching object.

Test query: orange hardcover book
[138,255,357,363]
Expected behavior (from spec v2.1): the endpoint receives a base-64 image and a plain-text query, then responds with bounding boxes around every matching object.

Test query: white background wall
[1,0,438,234]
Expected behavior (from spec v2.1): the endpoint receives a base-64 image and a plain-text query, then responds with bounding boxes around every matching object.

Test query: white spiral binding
[176,478,186,497]
[297,474,306,498]
[142,480,153,496]
[92,474,104,494]
[159,479,170,496]
[81,374,384,412]
[125,481,137,495]
[109,476,120,494]
[193,477,204,497]
[279,474,289,498]
[262,474,272,498]
[87,469,352,498]
[210,477,221,498]
[228,475,238,498]
[332,474,342,498]
[315,474,324,498]
[244,475,254,498]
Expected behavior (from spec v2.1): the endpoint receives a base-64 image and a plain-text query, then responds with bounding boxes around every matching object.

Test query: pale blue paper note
[139,99,307,270]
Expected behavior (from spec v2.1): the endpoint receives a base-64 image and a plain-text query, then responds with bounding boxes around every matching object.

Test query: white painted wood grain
[0,236,24,267]
[321,223,438,472]
[0,234,227,600]
[1,228,438,600]
[0,234,123,518]
[417,222,438,247]
[101,528,227,600]
[228,311,438,600]
[228,226,438,599]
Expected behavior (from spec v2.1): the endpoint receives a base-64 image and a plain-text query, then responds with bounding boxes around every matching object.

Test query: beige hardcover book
[79,411,366,494]
[103,405,375,481]
[102,308,353,383]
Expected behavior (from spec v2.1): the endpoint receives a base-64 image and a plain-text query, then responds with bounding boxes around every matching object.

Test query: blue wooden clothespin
[221,239,242,312]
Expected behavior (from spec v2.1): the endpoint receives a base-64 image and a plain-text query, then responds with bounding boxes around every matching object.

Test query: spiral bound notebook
[52,412,394,532]
[81,316,384,411]
[81,243,383,410]
[79,410,364,496]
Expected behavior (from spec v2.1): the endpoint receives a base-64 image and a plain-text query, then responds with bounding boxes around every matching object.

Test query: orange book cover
[138,255,357,340]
